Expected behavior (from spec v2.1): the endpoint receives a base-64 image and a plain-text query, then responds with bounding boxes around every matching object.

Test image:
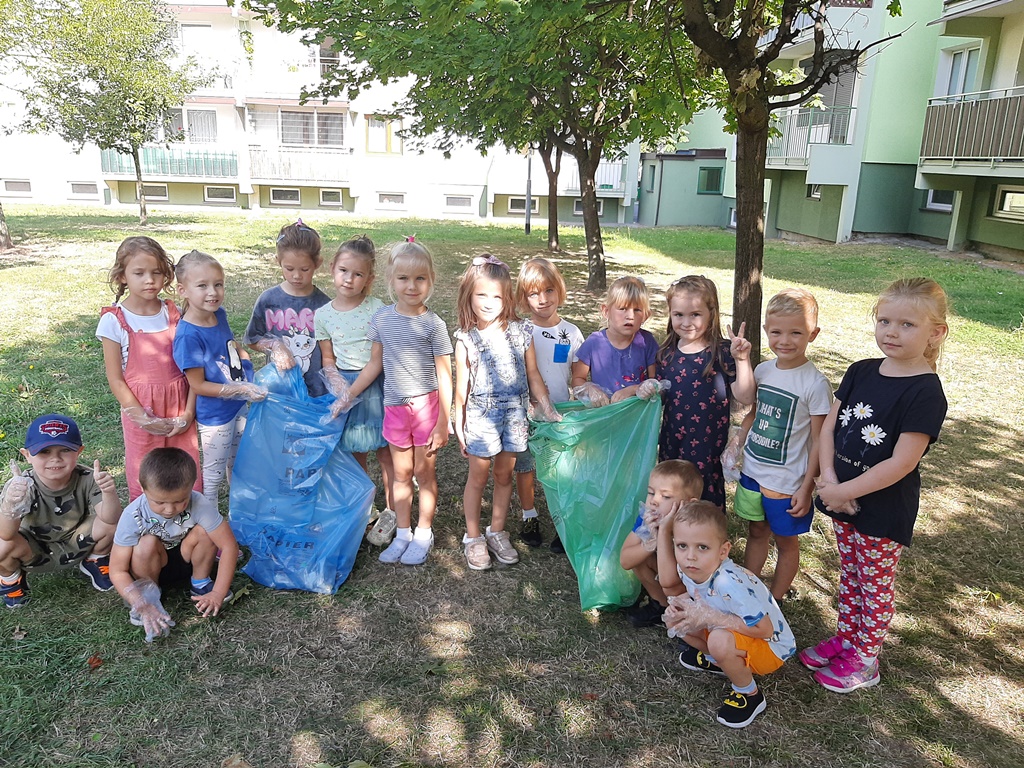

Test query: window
[270,187,300,205]
[925,189,955,213]
[205,186,236,203]
[248,107,345,147]
[366,117,402,154]
[281,111,314,145]
[319,42,340,78]
[945,46,980,97]
[187,110,218,143]
[70,182,99,196]
[729,207,737,228]
[573,199,604,216]
[320,189,343,206]
[993,185,1024,221]
[445,195,473,209]
[378,192,405,206]
[316,113,344,146]
[140,184,168,201]
[3,179,31,193]
[179,23,214,53]
[697,167,724,195]
[646,164,656,192]
[508,196,539,215]
[807,184,822,200]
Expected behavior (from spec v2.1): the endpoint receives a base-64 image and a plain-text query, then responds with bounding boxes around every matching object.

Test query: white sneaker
[400,533,434,565]
[366,508,397,546]
[379,537,411,563]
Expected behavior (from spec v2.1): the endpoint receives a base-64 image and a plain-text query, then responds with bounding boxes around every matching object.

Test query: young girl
[802,278,949,693]
[97,237,201,501]
[172,251,266,508]
[244,220,331,396]
[314,235,396,544]
[345,240,452,566]
[656,275,754,508]
[453,255,555,571]
[571,276,658,405]
[513,258,584,552]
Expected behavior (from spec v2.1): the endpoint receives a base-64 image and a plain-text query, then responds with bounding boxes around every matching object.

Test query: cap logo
[38,420,70,438]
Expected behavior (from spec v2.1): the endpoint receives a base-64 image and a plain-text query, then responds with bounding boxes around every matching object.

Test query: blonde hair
[174,250,223,313]
[658,275,727,378]
[766,287,819,325]
[602,276,650,323]
[672,500,728,544]
[275,219,322,267]
[873,278,949,370]
[650,459,704,501]
[384,240,435,302]
[516,257,568,314]
[108,236,174,302]
[456,255,519,332]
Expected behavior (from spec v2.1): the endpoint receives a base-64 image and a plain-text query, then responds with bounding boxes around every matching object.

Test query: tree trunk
[0,201,12,250]
[733,111,770,366]
[132,146,148,225]
[538,140,561,252]
[574,143,607,291]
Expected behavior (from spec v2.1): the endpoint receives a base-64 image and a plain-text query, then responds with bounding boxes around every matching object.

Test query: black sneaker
[519,517,543,548]
[716,689,766,728]
[678,642,725,675]
[625,599,665,628]
[79,555,114,592]
[550,535,565,554]
[1,572,29,609]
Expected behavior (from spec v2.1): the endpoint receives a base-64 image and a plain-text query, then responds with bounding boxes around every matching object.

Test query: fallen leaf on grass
[12,626,26,640]
[86,655,103,671]
[421,661,449,676]
[226,585,250,605]
[221,754,252,768]
[582,692,600,701]
[347,761,375,768]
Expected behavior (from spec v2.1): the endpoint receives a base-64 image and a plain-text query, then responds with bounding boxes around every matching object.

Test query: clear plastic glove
[634,503,660,552]
[1,461,32,519]
[122,406,186,436]
[261,338,296,371]
[664,592,734,638]
[721,426,744,483]
[572,382,610,408]
[637,379,670,401]
[124,578,175,643]
[218,382,268,402]
[530,395,562,423]
[320,368,361,422]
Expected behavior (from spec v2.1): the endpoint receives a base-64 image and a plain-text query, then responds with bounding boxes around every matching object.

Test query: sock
[191,577,212,590]
[733,680,758,695]
[857,650,877,666]
[396,527,413,542]
[86,553,103,562]
[413,527,432,543]
[521,508,538,521]
[462,532,484,543]
[486,524,503,537]
[0,569,22,585]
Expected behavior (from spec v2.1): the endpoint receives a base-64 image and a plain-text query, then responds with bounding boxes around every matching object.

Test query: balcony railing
[248,145,353,184]
[564,160,627,196]
[100,147,238,178]
[767,106,856,165]
[921,87,1024,163]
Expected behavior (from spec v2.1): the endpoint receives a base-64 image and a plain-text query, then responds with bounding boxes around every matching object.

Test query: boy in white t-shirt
[733,288,832,600]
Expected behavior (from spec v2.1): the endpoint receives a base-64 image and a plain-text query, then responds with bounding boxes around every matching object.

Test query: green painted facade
[966,178,1024,252]
[120,181,245,208]
[769,170,842,242]
[637,154,730,227]
[907,189,954,241]
[852,164,918,233]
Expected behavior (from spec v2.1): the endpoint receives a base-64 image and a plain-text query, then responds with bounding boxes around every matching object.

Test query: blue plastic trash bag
[529,397,662,611]
[229,364,375,594]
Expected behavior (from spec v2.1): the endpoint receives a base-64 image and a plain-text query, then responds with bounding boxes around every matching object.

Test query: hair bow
[405,235,416,243]
[472,254,509,271]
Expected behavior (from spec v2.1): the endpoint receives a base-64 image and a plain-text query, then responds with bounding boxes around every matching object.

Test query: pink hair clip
[472,254,508,271]
[405,235,415,243]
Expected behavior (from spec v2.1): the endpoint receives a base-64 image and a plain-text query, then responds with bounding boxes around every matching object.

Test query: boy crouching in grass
[110,448,237,640]
[658,500,795,728]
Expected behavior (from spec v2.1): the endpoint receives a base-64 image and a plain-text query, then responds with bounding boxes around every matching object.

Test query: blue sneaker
[1,572,30,608]
[79,556,113,592]
[190,580,233,603]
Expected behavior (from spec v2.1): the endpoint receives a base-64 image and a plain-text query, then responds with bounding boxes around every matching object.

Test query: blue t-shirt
[173,308,253,426]
[244,285,331,396]
[574,328,657,393]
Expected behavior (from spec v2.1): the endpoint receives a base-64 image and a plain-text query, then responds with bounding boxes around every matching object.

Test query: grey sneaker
[379,537,411,564]
[399,533,433,565]
[367,508,397,546]
[485,530,520,565]
[464,536,492,570]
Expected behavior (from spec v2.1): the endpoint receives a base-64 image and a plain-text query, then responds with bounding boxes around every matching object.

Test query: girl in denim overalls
[453,255,558,571]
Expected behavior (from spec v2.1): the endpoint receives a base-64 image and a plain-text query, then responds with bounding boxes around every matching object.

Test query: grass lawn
[1,204,1022,768]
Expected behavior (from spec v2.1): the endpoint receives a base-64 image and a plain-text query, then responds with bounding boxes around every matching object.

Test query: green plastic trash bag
[529,397,662,611]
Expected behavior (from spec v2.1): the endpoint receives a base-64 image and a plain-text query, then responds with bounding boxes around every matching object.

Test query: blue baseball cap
[24,413,83,455]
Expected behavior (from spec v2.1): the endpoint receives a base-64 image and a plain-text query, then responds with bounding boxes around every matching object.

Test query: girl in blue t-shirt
[172,251,266,509]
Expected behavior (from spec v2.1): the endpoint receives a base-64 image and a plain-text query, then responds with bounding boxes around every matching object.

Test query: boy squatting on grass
[0,414,122,608]
[658,500,796,729]
[619,459,703,628]
[109,447,238,641]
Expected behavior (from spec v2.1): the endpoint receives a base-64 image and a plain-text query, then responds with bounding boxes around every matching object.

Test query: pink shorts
[383,391,439,449]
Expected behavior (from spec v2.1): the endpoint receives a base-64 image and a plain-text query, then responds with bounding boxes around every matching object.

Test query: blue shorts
[514,450,535,473]
[464,395,529,458]
[733,473,813,537]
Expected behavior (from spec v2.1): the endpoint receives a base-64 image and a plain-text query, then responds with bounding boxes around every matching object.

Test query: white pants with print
[198,406,247,508]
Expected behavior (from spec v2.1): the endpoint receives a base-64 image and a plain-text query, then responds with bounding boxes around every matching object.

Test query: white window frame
[508,196,539,215]
[366,116,402,154]
[573,199,604,216]
[69,181,99,198]
[270,187,300,206]
[444,194,473,211]
[942,44,981,98]
[204,185,236,203]
[807,184,822,200]
[320,188,344,206]
[377,192,406,208]
[140,183,168,201]
[925,189,954,213]
[2,179,32,196]
[992,184,1024,222]
[728,207,738,228]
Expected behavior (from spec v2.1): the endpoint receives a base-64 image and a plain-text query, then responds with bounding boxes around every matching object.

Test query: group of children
[0,218,950,729]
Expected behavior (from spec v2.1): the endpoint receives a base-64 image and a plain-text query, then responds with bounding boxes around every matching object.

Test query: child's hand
[124,578,175,642]
[192,588,228,617]
[788,486,813,518]
[1,461,32,519]
[426,422,449,457]
[219,382,268,402]
[263,339,296,371]
[92,460,117,496]
[573,382,610,408]
[816,481,859,516]
[636,379,669,401]
[610,384,638,403]
[727,322,752,361]
[165,415,191,437]
[530,396,562,423]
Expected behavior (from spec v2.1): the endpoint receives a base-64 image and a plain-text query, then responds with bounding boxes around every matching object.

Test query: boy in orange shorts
[658,500,795,728]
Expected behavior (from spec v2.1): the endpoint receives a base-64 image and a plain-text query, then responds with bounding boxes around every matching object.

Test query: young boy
[110,447,238,637]
[619,459,703,627]
[659,500,795,729]
[734,288,832,600]
[0,413,122,608]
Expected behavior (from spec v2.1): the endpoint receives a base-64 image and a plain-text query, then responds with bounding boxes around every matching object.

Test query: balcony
[248,145,352,184]
[767,106,856,166]
[564,160,627,196]
[920,87,1024,166]
[101,147,238,178]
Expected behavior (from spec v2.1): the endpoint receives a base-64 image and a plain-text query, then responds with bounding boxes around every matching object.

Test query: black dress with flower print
[817,359,946,546]
[657,345,736,507]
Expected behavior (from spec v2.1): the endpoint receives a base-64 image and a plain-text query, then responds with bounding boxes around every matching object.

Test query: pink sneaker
[798,636,847,670]
[813,653,880,693]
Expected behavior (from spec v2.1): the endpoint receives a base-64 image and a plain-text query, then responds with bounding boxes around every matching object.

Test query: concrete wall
[967,177,1024,253]
[852,163,917,234]
[773,170,842,242]
[636,155,730,227]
